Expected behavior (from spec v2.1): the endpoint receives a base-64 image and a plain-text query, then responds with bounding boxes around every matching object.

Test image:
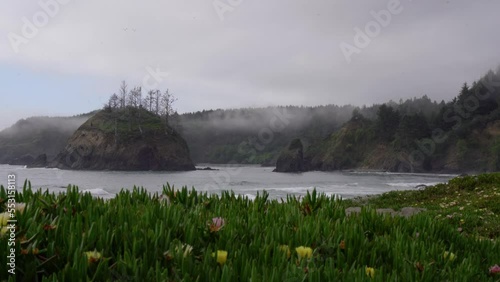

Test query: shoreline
[0,162,487,176]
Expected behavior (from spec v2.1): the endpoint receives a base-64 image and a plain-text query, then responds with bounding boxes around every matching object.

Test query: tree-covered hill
[298,68,500,173]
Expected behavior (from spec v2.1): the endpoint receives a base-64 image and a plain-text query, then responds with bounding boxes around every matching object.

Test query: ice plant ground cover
[344,173,500,239]
[0,175,499,281]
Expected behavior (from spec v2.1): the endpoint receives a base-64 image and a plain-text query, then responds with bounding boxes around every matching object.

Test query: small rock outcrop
[274,138,306,173]
[196,167,219,171]
[50,107,195,171]
[345,207,426,217]
[28,154,47,168]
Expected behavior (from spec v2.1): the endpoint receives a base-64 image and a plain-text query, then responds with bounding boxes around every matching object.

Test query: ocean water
[0,164,457,200]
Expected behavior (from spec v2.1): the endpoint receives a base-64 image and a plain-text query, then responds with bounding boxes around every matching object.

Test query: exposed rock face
[28,154,47,168]
[274,138,306,172]
[50,107,195,171]
[307,117,373,171]
[304,117,434,173]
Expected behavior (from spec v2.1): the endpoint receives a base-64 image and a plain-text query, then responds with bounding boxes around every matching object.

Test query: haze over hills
[0,112,95,165]
[178,104,357,165]
[1,68,499,174]
[0,97,445,168]
[0,104,359,166]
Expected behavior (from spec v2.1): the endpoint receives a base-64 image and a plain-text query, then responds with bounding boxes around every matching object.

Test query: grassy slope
[1,175,499,281]
[344,173,500,239]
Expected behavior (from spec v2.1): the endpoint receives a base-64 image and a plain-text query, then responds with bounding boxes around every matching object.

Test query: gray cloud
[0,0,499,129]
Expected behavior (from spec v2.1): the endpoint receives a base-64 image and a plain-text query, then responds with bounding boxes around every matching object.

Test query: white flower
[183,244,193,257]
[15,203,26,214]
[175,243,193,258]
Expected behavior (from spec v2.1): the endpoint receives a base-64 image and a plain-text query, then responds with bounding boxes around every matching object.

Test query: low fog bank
[1,116,90,138]
[0,113,94,164]
[180,105,357,133]
[178,105,358,163]
[177,95,444,163]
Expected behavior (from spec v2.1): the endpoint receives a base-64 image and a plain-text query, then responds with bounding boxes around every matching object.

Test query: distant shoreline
[0,163,472,176]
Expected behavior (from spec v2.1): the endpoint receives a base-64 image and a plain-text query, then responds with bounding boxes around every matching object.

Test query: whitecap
[243,194,256,201]
[81,188,113,198]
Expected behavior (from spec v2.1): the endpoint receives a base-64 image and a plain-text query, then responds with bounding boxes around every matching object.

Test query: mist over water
[0,164,456,200]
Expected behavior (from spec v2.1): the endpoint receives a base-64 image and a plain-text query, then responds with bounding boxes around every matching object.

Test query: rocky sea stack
[50,107,195,171]
[28,154,48,168]
[273,138,306,173]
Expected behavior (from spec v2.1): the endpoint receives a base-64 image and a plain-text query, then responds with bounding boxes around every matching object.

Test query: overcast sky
[0,0,499,130]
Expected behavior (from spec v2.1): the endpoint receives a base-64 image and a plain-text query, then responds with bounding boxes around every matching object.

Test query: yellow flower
[295,246,313,260]
[365,267,375,278]
[279,245,291,258]
[212,250,228,265]
[0,212,9,226]
[443,251,456,262]
[85,250,102,264]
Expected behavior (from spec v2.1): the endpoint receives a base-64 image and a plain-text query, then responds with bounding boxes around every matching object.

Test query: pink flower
[490,264,500,275]
[212,217,225,227]
[210,217,225,232]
